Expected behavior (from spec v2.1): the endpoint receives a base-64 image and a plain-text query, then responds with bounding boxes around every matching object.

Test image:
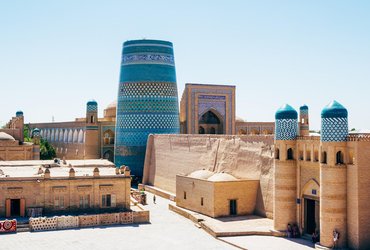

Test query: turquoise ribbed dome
[16,110,23,117]
[321,100,347,118]
[32,128,40,132]
[300,104,308,110]
[275,104,298,119]
[87,100,97,106]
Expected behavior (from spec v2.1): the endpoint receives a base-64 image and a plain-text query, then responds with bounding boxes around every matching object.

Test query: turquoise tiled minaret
[275,104,298,140]
[321,100,348,142]
[115,39,180,177]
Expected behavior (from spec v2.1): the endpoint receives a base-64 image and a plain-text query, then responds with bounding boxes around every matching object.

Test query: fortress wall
[143,134,274,218]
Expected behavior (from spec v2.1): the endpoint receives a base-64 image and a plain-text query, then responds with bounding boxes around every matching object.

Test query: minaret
[115,39,180,178]
[319,100,348,248]
[273,104,298,231]
[15,110,24,142]
[85,100,99,159]
[299,105,309,136]
[31,128,41,160]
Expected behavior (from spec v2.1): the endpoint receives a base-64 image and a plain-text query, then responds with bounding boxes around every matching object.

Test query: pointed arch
[302,179,320,198]
[73,129,78,143]
[78,129,84,143]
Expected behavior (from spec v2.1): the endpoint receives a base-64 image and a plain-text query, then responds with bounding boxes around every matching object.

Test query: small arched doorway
[198,109,223,134]
[302,179,320,235]
[103,150,114,162]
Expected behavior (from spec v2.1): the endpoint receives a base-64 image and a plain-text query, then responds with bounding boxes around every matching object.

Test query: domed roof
[106,100,117,109]
[16,110,23,117]
[321,100,347,118]
[33,128,40,132]
[207,172,237,182]
[275,104,298,119]
[87,100,97,106]
[235,116,245,122]
[188,169,214,180]
[300,104,308,110]
[0,132,15,141]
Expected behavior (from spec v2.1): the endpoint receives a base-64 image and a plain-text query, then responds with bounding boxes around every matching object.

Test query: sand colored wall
[0,175,130,217]
[143,134,274,218]
[273,140,297,231]
[213,180,259,217]
[176,175,215,217]
[355,140,370,249]
[176,175,259,217]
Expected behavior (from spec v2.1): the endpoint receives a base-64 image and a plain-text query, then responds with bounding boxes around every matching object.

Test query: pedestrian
[153,195,156,204]
[333,230,339,249]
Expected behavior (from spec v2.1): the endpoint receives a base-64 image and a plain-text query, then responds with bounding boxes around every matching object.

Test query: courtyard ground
[1,192,314,250]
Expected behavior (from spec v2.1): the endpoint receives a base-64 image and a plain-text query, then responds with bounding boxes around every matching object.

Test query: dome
[300,104,308,110]
[87,100,97,106]
[275,104,298,119]
[0,132,15,141]
[188,169,214,180]
[321,100,347,118]
[207,172,237,182]
[16,110,23,117]
[235,116,245,122]
[106,100,117,109]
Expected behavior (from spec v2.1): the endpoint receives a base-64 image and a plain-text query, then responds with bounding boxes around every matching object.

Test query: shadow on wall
[142,134,275,218]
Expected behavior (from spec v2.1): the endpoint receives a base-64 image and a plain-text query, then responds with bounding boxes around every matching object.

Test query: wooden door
[20,198,26,217]
[5,199,11,217]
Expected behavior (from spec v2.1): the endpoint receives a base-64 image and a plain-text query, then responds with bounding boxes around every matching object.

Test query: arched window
[103,129,115,145]
[321,151,327,164]
[336,151,344,165]
[287,148,294,160]
[275,148,280,160]
[199,126,205,134]
[90,116,94,123]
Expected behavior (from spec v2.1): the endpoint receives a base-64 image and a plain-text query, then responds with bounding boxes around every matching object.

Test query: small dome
[321,100,347,118]
[235,116,245,122]
[207,172,237,182]
[0,132,15,141]
[16,110,23,117]
[87,100,97,106]
[188,169,214,180]
[106,100,117,109]
[300,104,308,110]
[275,104,298,119]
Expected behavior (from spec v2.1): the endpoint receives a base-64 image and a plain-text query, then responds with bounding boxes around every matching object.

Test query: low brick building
[176,170,259,218]
[0,159,131,218]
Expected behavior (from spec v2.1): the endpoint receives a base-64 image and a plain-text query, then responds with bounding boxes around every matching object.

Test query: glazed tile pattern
[122,54,175,66]
[86,104,97,112]
[275,119,298,140]
[115,40,180,177]
[321,117,348,142]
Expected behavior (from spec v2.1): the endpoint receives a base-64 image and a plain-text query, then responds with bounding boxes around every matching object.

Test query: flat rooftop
[0,159,118,178]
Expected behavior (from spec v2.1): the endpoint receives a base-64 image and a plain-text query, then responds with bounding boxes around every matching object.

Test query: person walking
[153,195,156,204]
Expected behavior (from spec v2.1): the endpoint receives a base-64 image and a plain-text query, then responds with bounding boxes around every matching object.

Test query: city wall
[143,134,274,218]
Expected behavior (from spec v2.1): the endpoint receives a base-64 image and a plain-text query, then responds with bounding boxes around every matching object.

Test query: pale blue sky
[1,1,369,130]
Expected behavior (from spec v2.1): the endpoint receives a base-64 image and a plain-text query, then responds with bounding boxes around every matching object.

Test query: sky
[1,1,369,130]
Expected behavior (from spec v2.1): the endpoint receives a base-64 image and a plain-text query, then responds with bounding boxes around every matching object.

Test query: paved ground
[1,193,234,250]
[197,213,274,235]
[220,235,315,250]
[1,192,315,250]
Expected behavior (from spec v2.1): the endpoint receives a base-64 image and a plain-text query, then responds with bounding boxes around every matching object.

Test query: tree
[40,138,56,160]
[24,124,56,159]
